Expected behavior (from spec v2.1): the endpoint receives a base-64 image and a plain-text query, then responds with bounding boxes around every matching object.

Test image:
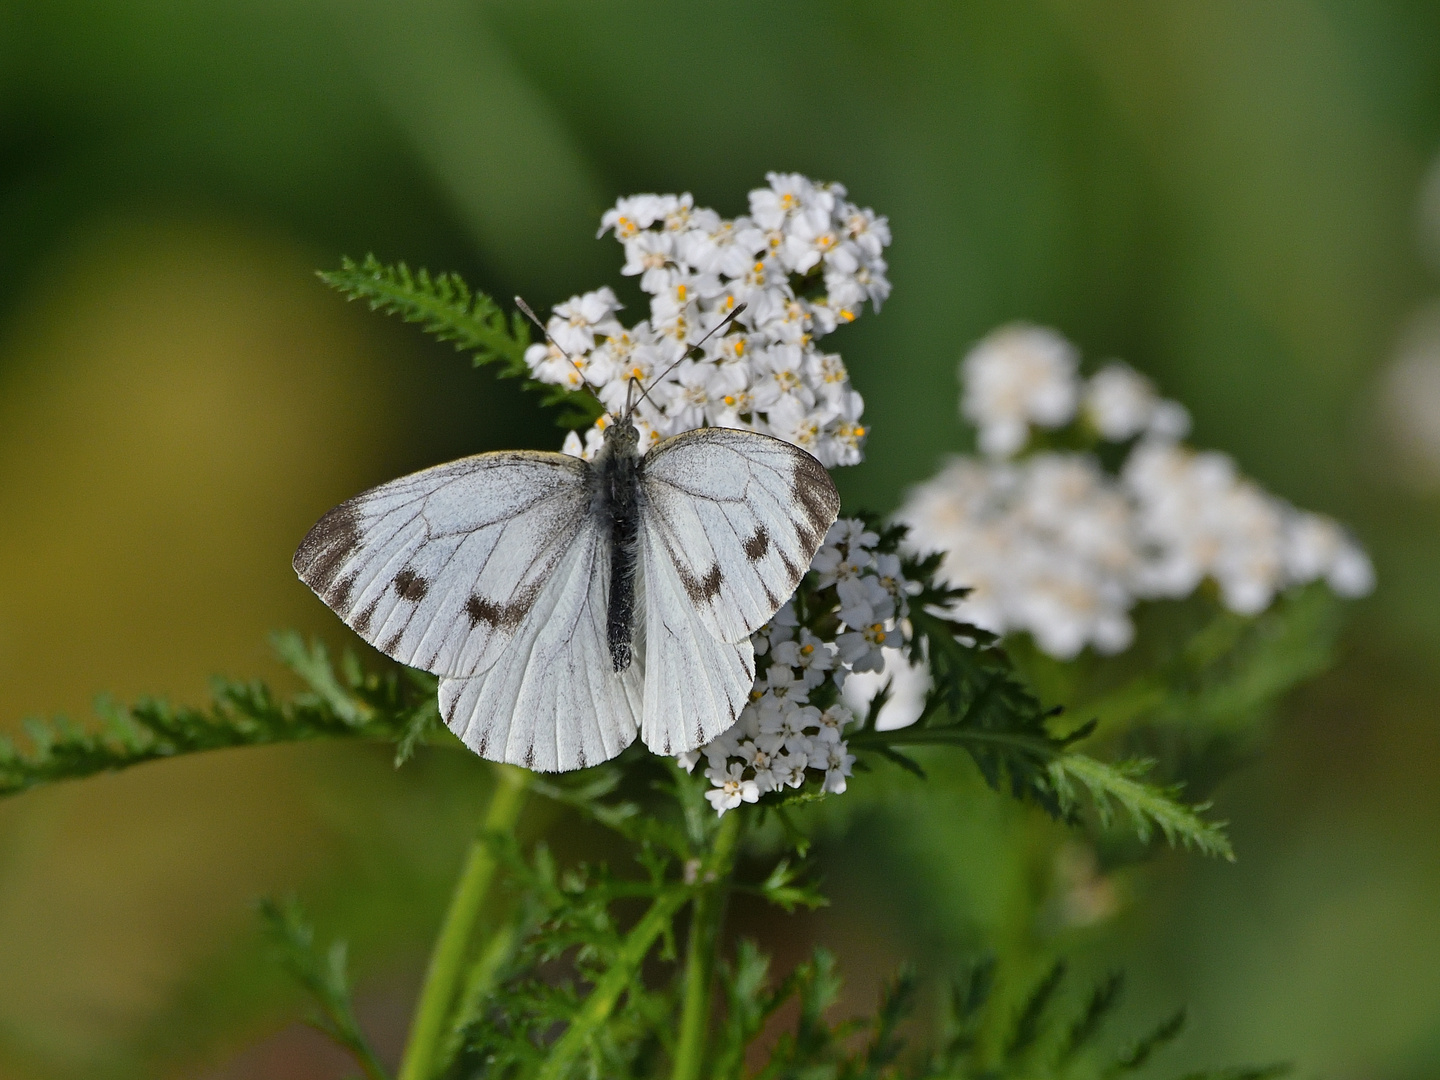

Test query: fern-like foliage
[442,762,726,1080]
[0,633,441,798]
[319,255,604,429]
[320,255,531,374]
[846,523,1233,860]
[259,896,392,1080]
[712,943,1286,1080]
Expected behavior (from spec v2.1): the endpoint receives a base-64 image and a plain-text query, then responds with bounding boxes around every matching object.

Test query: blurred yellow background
[2,2,1439,1077]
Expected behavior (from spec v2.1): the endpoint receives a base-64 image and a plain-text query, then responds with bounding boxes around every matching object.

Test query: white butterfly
[293,407,839,772]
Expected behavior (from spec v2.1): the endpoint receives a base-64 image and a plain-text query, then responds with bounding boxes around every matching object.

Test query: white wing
[636,526,754,756]
[437,521,643,772]
[640,428,841,644]
[293,451,590,679]
[634,427,840,756]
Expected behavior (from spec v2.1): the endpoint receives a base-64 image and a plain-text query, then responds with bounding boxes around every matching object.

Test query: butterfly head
[602,410,641,457]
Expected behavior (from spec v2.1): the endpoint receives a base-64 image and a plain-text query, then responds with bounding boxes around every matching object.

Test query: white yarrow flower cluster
[961,324,1081,457]
[678,519,921,815]
[900,324,1374,660]
[900,454,1138,660]
[531,175,895,813]
[525,174,890,468]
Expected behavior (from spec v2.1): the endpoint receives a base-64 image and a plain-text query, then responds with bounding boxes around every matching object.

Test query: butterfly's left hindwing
[640,428,841,644]
[437,521,643,772]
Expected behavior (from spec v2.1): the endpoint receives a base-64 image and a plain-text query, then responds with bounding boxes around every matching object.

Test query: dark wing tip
[789,450,841,559]
[293,499,363,595]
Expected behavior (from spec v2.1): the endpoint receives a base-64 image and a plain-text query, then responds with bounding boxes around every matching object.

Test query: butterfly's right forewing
[293,451,591,680]
[633,427,840,757]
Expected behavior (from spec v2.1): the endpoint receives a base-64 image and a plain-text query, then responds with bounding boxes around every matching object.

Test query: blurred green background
[3,1,1439,1076]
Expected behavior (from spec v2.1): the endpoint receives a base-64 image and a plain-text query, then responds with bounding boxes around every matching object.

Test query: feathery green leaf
[319,255,604,429]
[0,633,440,798]
[258,897,391,1080]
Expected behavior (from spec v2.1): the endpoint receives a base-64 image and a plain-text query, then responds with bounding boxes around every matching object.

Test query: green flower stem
[398,763,530,1080]
[535,888,692,1080]
[670,809,744,1080]
[439,918,519,1067]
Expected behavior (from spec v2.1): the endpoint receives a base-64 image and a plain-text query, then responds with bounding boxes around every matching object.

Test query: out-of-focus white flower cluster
[899,322,1375,661]
[677,519,921,815]
[524,173,890,468]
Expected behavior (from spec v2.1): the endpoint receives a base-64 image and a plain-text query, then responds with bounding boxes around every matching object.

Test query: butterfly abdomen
[593,429,643,673]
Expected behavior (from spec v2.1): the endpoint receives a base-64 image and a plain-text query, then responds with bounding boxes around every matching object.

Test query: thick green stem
[439,919,519,1066]
[535,889,691,1080]
[670,810,744,1080]
[398,763,529,1080]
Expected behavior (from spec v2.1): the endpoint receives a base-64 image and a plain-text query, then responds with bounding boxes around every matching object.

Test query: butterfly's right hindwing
[636,524,754,757]
[293,451,591,679]
[632,427,839,758]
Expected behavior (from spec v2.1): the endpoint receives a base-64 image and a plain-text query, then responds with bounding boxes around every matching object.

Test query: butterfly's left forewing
[296,450,645,772]
[293,451,591,679]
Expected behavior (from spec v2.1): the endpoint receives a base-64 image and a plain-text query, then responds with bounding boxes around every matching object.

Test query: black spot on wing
[465,581,542,632]
[382,630,403,655]
[393,568,428,601]
[676,562,723,606]
[743,525,770,562]
[294,500,361,597]
[788,450,840,558]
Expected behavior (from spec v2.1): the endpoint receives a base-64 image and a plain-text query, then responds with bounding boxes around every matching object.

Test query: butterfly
[293,314,840,773]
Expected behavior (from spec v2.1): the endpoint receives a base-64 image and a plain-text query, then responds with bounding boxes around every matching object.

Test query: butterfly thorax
[591,416,643,673]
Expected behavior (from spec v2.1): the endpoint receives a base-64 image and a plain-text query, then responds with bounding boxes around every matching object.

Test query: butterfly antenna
[514,296,603,404]
[627,302,749,417]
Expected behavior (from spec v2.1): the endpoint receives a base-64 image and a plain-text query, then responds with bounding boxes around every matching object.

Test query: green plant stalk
[439,919,519,1068]
[398,763,530,1080]
[670,809,744,1080]
[535,888,693,1080]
